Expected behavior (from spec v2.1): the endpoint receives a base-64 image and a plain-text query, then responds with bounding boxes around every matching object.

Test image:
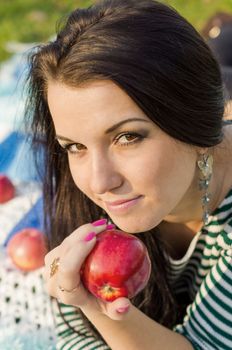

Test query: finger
[44,246,61,283]
[56,221,110,289]
[44,221,108,281]
[104,297,131,321]
[57,234,97,292]
[61,221,108,251]
[44,245,61,266]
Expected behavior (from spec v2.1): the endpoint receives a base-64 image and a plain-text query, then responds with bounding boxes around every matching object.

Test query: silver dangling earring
[197,153,213,225]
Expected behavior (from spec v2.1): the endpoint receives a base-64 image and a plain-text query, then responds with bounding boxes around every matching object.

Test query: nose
[89,152,123,194]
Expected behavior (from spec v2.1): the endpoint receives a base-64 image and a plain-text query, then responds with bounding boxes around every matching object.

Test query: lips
[104,195,143,213]
[107,198,137,205]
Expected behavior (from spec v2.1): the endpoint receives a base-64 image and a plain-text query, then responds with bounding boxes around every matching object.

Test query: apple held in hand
[81,229,151,302]
[7,228,48,271]
[0,174,15,204]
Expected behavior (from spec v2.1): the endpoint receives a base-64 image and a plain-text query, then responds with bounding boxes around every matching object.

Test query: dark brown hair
[25,0,224,341]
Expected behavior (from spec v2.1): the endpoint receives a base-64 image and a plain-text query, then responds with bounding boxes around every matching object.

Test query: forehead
[47,80,151,133]
[47,80,140,111]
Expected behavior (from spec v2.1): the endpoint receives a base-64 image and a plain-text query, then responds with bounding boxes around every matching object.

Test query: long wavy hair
[25,0,224,340]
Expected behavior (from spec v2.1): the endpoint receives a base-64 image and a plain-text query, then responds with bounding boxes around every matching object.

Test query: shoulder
[205,192,232,257]
[211,200,232,252]
[219,217,232,251]
[217,189,232,247]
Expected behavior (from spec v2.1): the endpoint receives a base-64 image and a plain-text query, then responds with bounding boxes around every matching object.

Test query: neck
[159,172,226,260]
[164,147,230,228]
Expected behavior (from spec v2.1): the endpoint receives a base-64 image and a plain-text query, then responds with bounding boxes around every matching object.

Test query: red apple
[81,229,151,302]
[0,174,15,203]
[7,228,48,271]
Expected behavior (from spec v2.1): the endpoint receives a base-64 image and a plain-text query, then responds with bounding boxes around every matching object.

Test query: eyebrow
[105,118,150,134]
[56,117,150,142]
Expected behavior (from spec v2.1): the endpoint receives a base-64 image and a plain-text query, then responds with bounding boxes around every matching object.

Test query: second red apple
[7,228,48,271]
[0,174,15,204]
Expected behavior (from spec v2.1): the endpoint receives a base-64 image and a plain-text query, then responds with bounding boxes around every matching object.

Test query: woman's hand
[43,219,131,320]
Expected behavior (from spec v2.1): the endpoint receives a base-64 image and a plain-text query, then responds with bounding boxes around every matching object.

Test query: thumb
[104,297,131,321]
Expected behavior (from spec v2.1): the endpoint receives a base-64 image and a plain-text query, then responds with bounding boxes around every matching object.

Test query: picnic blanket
[0,52,56,349]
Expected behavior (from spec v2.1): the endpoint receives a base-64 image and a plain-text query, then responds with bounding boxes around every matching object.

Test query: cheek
[134,146,176,188]
[68,160,90,194]
[155,150,197,204]
[139,144,196,200]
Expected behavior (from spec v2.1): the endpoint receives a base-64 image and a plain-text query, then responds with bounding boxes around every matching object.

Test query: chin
[112,217,162,234]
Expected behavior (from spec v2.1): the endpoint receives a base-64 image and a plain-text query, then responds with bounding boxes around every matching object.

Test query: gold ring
[50,257,60,278]
[58,284,79,293]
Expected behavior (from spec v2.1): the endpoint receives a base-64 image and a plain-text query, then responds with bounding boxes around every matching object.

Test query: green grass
[165,0,232,30]
[0,0,232,62]
[0,0,91,62]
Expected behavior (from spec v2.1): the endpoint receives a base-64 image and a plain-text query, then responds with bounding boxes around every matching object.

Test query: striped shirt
[173,188,232,349]
[53,189,232,350]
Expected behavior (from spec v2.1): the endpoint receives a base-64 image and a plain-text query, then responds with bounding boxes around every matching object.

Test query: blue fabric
[4,196,44,246]
[0,131,25,173]
[0,130,45,182]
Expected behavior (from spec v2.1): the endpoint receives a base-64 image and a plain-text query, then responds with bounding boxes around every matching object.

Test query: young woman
[26,0,232,349]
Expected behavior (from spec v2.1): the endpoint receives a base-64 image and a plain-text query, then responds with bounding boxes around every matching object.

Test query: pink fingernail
[106,224,116,230]
[92,219,107,226]
[84,232,96,242]
[116,305,130,313]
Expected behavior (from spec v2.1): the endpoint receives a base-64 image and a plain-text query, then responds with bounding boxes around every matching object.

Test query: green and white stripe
[53,302,110,350]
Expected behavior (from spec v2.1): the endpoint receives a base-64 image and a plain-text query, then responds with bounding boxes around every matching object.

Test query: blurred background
[1,0,232,62]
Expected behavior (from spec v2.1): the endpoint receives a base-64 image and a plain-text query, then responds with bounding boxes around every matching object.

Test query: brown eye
[61,142,87,154]
[115,132,141,146]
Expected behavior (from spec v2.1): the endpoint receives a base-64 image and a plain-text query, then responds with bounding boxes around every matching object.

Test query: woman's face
[47,80,198,233]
